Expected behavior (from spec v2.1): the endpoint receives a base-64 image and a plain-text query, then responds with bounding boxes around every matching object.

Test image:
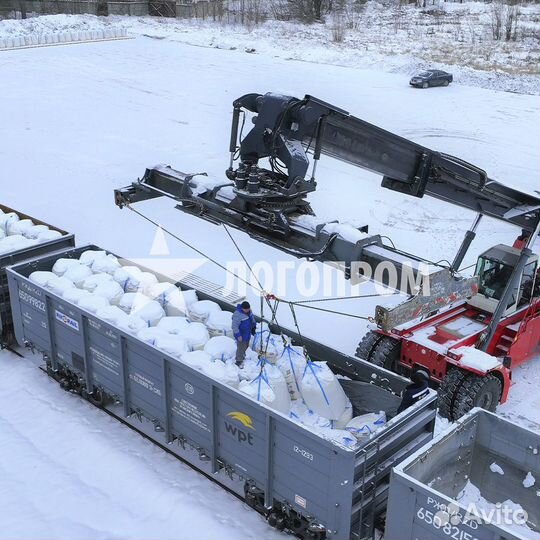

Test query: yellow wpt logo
[227,411,254,430]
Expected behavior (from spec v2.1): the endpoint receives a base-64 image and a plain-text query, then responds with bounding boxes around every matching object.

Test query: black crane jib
[114,92,540,330]
[227,93,540,233]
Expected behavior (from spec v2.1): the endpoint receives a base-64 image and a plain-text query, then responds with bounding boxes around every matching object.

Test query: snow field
[0,13,538,538]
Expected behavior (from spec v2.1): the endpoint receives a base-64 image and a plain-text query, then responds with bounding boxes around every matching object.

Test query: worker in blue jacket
[232,301,256,367]
[397,369,430,414]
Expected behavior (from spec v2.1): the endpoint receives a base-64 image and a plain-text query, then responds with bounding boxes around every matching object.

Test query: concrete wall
[0,0,224,18]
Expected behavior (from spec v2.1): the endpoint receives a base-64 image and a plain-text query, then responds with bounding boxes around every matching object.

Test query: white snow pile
[455,346,501,372]
[523,472,536,489]
[26,249,390,450]
[457,480,540,540]
[0,209,65,255]
[490,462,505,475]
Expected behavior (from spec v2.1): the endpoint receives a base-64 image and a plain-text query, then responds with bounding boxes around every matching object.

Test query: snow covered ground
[0,15,539,538]
[1,5,540,94]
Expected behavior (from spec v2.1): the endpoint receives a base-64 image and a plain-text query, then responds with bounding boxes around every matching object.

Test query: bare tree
[490,0,503,40]
[287,0,330,22]
[17,0,27,18]
[504,3,520,41]
[491,0,520,42]
[331,10,345,41]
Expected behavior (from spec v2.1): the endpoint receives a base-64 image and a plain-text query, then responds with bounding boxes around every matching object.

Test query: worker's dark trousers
[235,338,249,365]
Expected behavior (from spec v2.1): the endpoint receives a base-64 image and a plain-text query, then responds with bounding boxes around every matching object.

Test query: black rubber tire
[443,80,449,86]
[355,331,383,362]
[369,336,402,372]
[422,82,429,89]
[452,373,502,420]
[437,368,468,420]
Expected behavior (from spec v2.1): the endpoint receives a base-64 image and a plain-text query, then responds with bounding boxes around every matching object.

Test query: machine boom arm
[230,93,540,231]
[115,92,540,331]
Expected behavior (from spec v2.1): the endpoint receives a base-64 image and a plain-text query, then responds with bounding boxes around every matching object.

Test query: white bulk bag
[63,264,93,286]
[345,412,386,442]
[201,360,240,388]
[181,350,212,371]
[154,335,190,358]
[62,288,92,305]
[163,289,198,316]
[29,271,56,287]
[113,266,142,291]
[78,294,110,314]
[7,218,34,236]
[206,310,233,337]
[147,282,177,308]
[36,230,62,242]
[137,326,168,345]
[52,258,81,276]
[251,322,269,349]
[0,211,19,233]
[288,400,332,429]
[259,363,289,411]
[180,322,209,350]
[276,345,306,401]
[239,363,290,415]
[188,300,222,323]
[96,305,129,327]
[0,229,4,240]
[91,254,121,275]
[116,271,158,294]
[333,401,353,429]
[157,316,191,335]
[24,224,50,239]
[47,276,75,296]
[79,250,107,266]
[93,281,124,305]
[181,289,198,306]
[82,273,114,292]
[301,361,349,421]
[137,272,159,294]
[238,357,264,381]
[117,315,148,334]
[132,301,165,327]
[316,427,358,449]
[0,234,34,254]
[251,325,283,362]
[118,292,151,314]
[204,336,237,362]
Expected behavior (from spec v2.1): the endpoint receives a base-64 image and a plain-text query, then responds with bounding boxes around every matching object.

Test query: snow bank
[457,480,540,540]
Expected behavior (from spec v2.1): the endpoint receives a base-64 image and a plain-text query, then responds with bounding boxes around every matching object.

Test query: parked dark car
[409,70,453,88]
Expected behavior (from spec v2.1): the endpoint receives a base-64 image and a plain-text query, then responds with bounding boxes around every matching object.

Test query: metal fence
[0,0,265,20]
